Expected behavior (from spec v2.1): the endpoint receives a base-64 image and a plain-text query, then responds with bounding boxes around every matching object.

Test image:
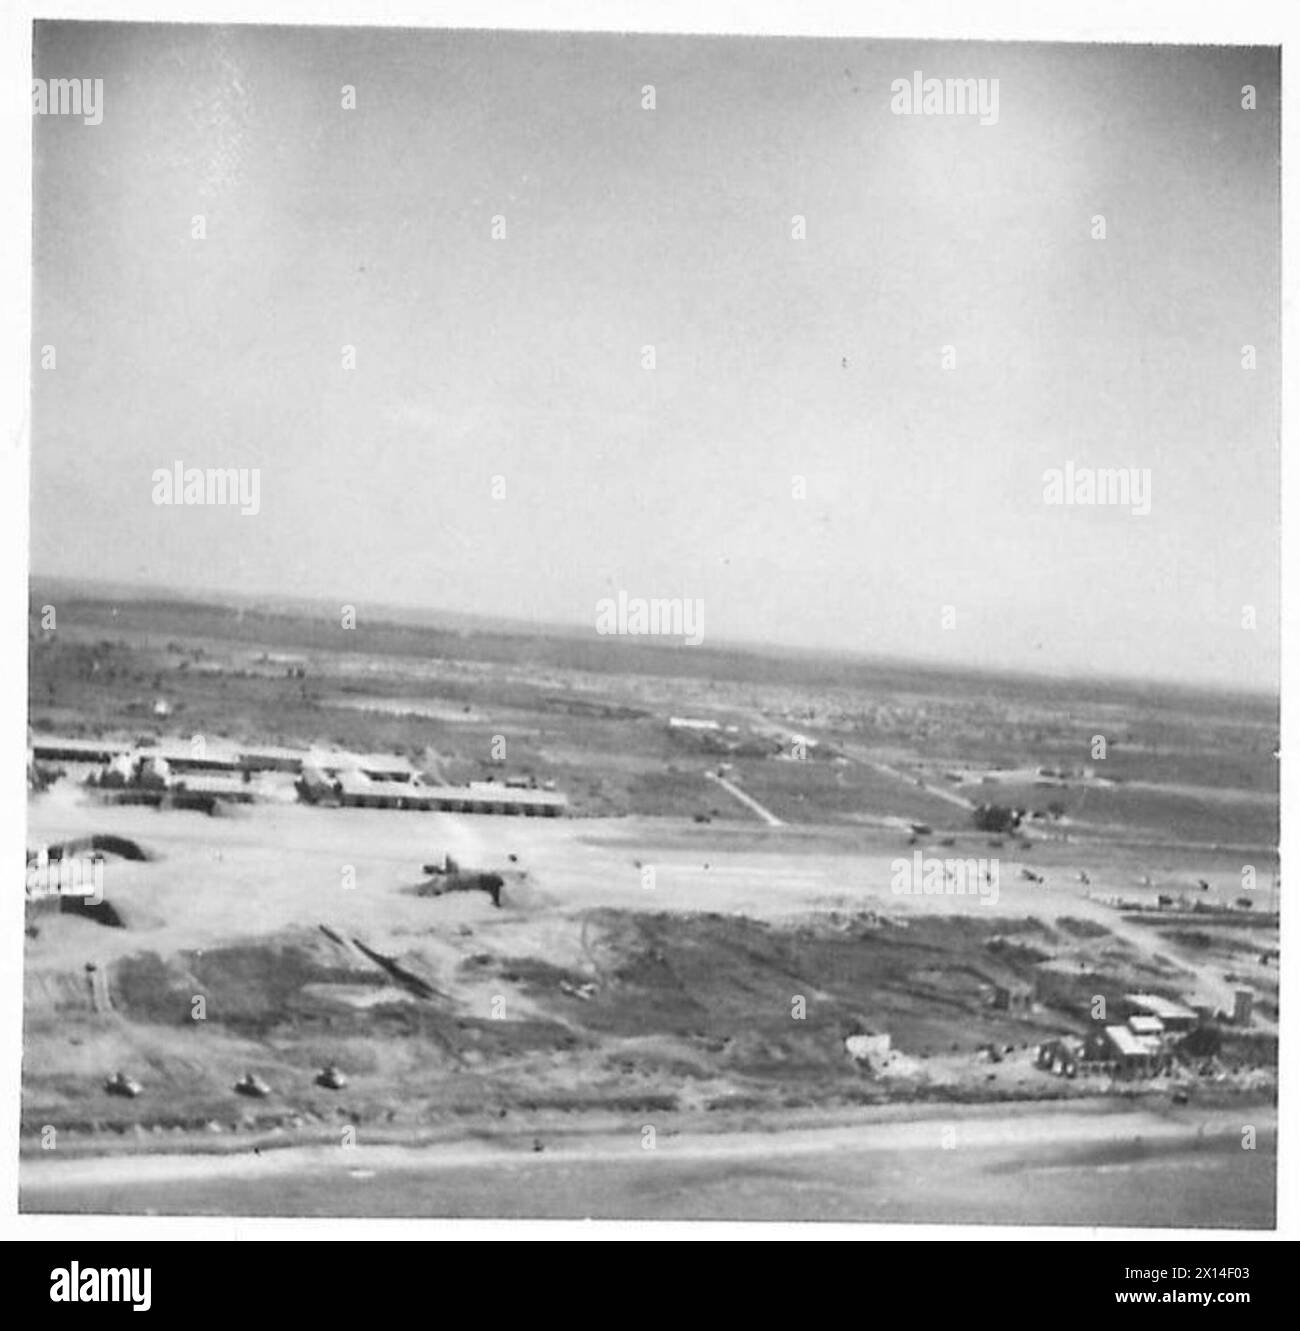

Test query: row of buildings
[299,770,567,816]
[30,735,567,817]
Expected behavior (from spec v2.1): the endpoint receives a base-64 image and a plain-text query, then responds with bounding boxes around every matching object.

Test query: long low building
[333,772,566,816]
[36,735,276,774]
[236,745,306,773]
[304,748,412,781]
[424,787,566,815]
[31,737,130,765]
[153,741,243,774]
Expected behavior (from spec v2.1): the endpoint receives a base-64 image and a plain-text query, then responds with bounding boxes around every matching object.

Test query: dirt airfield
[23,782,1277,1224]
[22,591,1278,1223]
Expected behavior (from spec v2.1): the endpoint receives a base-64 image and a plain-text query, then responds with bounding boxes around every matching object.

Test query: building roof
[305,747,361,774]
[1125,993,1198,1022]
[354,752,415,776]
[173,774,253,795]
[1105,1025,1161,1058]
[238,744,306,761]
[331,775,567,810]
[1127,1014,1165,1036]
[30,736,131,759]
[154,740,242,767]
[449,784,568,808]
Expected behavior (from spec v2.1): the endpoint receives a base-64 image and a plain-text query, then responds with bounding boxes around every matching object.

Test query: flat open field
[22,584,1279,1223]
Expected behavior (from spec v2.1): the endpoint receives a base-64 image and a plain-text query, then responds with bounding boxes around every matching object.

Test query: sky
[30,25,1280,689]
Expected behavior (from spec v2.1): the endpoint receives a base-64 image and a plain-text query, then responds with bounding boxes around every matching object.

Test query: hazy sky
[31,25,1280,689]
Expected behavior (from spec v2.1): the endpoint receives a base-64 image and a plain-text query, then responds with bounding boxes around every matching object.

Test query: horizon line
[28,570,1280,704]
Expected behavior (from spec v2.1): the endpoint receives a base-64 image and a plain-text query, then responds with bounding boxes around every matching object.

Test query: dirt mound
[27,891,160,932]
[57,896,127,928]
[47,834,152,862]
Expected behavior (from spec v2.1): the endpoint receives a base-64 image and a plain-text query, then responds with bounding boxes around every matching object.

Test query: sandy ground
[22,782,1278,1224]
[21,1100,1276,1225]
[27,782,1271,1015]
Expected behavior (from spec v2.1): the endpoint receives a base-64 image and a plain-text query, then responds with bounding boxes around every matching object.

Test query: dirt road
[703,770,784,826]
